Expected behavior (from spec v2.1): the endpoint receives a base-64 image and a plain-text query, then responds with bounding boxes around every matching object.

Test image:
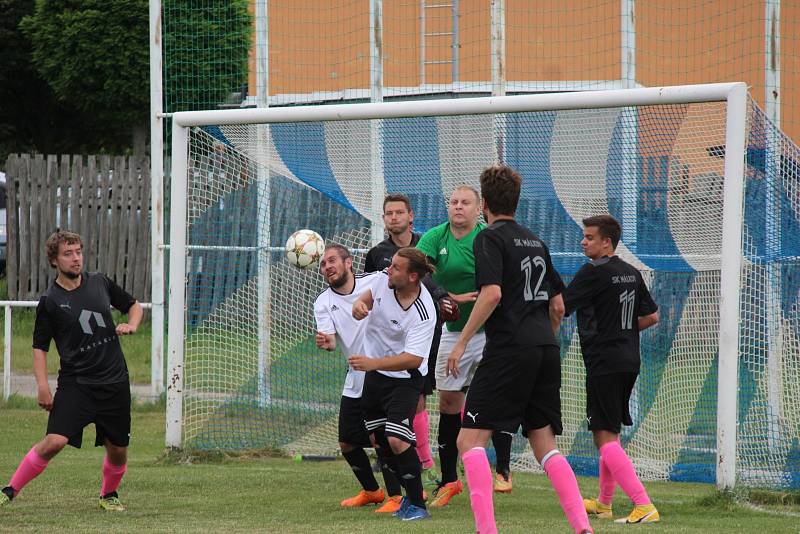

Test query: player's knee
[104,442,128,464]
[386,435,407,454]
[416,394,426,413]
[438,390,464,413]
[339,441,355,453]
[455,433,471,454]
[37,435,68,458]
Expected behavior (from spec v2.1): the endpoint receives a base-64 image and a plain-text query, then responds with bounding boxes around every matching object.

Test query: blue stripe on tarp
[271,122,359,213]
[382,117,447,231]
[605,112,693,272]
[504,111,585,276]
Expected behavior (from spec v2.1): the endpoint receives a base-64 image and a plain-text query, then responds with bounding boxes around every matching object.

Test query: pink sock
[9,447,50,496]
[599,441,649,506]
[542,451,592,534]
[414,410,434,468]
[598,455,615,504]
[100,457,127,496]
[462,447,497,534]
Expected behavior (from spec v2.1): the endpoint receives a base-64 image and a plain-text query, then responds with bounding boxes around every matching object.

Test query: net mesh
[161,1,800,145]
[178,95,800,489]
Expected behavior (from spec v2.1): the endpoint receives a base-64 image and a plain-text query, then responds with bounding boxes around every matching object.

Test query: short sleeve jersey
[362,271,437,379]
[32,272,137,385]
[474,220,564,353]
[417,221,486,332]
[313,272,383,398]
[364,233,421,273]
[563,256,658,376]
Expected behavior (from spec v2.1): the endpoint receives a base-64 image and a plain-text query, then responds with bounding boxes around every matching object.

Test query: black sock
[376,445,404,494]
[395,446,425,508]
[438,412,462,483]
[379,458,403,496]
[342,448,380,492]
[492,431,513,479]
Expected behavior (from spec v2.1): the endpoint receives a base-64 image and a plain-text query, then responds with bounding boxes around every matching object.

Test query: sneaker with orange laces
[429,480,463,508]
[375,495,403,513]
[493,472,512,493]
[340,488,385,507]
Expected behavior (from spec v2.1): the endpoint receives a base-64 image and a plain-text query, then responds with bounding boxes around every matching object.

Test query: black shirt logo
[78,310,107,335]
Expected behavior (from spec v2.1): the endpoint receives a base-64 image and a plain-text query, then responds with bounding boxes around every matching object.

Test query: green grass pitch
[0,404,798,533]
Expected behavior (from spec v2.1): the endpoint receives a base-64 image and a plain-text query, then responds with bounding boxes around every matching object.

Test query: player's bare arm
[549,293,565,335]
[352,289,374,320]
[32,348,52,411]
[638,311,659,331]
[447,291,479,304]
[116,301,143,335]
[447,284,501,378]
[315,331,336,351]
[348,352,423,372]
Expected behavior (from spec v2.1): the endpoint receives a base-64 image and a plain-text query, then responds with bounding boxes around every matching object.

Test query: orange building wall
[248,1,797,139]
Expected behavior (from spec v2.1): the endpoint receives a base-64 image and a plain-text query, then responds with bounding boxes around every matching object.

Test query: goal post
[166,82,797,491]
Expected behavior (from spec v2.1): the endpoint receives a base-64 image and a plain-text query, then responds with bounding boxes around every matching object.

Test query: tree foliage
[162,0,253,112]
[4,0,252,159]
[20,0,150,128]
[0,0,128,163]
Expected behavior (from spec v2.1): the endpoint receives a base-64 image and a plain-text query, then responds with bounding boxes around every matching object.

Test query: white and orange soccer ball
[285,229,325,269]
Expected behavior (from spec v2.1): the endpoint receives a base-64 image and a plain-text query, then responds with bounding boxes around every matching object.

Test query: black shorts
[422,322,443,397]
[462,345,562,435]
[46,381,131,448]
[423,319,443,395]
[338,395,371,448]
[586,372,638,434]
[361,371,424,445]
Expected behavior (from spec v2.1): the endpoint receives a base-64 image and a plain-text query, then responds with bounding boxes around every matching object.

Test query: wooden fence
[4,154,151,301]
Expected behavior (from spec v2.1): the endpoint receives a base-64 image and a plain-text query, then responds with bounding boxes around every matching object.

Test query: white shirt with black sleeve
[361,271,436,379]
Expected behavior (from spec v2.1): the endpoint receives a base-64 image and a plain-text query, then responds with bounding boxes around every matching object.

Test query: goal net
[166,84,800,490]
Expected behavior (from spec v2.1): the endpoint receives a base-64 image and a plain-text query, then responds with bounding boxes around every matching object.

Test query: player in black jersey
[563,214,661,524]
[364,194,419,273]
[364,193,456,489]
[0,231,142,512]
[447,165,592,534]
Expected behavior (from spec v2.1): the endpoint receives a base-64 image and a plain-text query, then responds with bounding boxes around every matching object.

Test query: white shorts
[435,328,486,391]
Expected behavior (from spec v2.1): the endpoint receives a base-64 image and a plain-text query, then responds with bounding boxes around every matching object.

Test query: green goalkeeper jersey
[417,221,486,332]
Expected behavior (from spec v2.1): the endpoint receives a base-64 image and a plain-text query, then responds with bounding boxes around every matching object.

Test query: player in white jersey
[349,247,437,521]
[313,244,403,510]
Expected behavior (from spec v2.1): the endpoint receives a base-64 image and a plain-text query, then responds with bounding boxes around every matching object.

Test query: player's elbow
[549,295,565,320]
[482,285,502,306]
[408,355,424,370]
[639,311,659,331]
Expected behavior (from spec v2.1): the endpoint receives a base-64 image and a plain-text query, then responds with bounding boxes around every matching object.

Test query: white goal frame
[166,82,748,490]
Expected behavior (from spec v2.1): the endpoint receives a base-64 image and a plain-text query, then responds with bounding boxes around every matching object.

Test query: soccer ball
[285,229,325,269]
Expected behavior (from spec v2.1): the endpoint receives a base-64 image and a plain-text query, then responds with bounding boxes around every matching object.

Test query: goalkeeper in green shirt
[417,186,516,508]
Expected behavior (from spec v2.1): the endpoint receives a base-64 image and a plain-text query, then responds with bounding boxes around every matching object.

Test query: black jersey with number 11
[563,256,658,376]
[474,220,564,354]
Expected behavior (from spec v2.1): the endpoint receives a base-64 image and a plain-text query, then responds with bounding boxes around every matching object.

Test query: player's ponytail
[396,247,435,279]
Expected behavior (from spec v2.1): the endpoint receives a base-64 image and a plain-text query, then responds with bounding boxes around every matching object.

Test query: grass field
[1,399,798,533]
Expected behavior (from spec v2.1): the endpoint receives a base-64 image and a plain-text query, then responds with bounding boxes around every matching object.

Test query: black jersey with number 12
[474,220,564,354]
[563,256,658,376]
